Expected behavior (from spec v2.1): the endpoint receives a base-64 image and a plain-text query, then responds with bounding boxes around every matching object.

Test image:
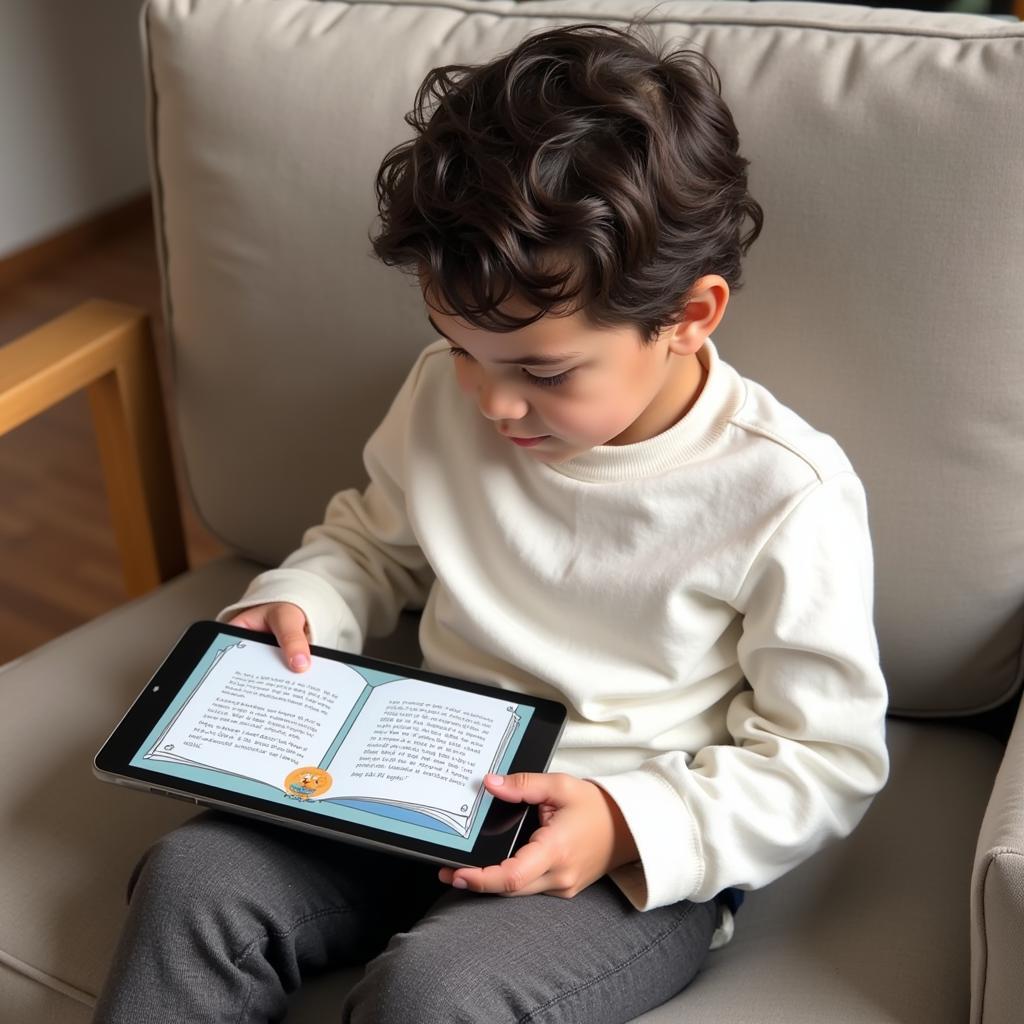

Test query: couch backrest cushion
[143,0,1024,714]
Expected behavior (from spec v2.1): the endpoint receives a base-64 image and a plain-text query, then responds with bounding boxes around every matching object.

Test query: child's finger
[225,613,257,629]
[267,603,312,672]
[483,771,566,805]
[450,837,554,896]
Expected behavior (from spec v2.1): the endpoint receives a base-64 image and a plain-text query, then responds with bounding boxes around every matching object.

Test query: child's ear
[663,275,730,354]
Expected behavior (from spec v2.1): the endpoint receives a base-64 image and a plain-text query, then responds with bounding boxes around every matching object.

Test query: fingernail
[291,655,309,671]
[452,878,468,889]
[487,774,504,786]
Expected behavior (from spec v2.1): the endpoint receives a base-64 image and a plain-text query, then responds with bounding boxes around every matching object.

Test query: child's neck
[609,347,708,446]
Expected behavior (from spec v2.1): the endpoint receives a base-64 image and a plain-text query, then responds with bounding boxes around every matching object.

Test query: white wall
[0,0,149,259]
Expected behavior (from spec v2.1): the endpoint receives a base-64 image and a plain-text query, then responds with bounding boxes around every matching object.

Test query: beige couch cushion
[972,700,1024,1024]
[144,0,1024,714]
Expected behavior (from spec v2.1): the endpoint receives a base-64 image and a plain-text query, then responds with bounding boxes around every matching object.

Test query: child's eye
[523,368,574,388]
[448,347,573,388]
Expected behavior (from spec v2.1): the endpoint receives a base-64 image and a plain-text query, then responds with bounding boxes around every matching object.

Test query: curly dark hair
[370,20,763,342]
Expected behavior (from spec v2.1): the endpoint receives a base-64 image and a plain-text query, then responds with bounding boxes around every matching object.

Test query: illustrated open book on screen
[134,637,528,840]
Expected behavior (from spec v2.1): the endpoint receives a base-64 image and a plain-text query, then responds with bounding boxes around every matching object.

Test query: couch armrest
[972,692,1024,1024]
[0,299,187,596]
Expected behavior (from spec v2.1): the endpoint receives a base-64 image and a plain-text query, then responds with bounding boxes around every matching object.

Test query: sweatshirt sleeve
[587,471,890,911]
[215,349,437,652]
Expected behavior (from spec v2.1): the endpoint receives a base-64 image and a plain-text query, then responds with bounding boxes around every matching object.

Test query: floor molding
[0,194,152,294]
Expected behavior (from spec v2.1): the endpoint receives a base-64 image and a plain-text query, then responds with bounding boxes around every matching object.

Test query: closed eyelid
[427,314,583,368]
[445,346,574,388]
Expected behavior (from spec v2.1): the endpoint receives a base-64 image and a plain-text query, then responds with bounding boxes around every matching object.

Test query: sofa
[2,1,1023,1021]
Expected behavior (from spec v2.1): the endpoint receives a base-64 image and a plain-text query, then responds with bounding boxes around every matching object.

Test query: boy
[92,21,889,1024]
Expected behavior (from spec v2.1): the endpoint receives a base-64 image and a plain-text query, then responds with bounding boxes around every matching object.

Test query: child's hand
[439,773,639,899]
[224,603,312,673]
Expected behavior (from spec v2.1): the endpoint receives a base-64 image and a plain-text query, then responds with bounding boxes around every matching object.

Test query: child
[92,21,889,1024]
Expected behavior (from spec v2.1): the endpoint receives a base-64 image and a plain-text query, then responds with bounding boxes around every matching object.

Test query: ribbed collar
[545,339,745,483]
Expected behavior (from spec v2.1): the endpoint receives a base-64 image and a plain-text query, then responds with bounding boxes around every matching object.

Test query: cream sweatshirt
[217,337,890,921]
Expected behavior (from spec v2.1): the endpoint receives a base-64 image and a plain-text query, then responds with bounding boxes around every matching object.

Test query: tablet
[94,620,567,868]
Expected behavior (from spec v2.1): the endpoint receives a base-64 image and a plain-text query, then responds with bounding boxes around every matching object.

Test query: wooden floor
[0,202,226,665]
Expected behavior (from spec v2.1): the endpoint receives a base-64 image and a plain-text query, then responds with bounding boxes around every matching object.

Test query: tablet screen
[126,629,538,855]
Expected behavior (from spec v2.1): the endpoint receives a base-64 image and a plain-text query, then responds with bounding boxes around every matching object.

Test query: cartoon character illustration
[283,766,333,801]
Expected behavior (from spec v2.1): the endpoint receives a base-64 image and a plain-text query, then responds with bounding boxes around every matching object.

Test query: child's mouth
[508,435,549,447]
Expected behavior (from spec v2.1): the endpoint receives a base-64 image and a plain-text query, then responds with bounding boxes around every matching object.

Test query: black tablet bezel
[94,620,567,868]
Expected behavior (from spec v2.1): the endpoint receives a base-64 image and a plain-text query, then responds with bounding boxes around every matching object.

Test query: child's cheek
[547,394,618,444]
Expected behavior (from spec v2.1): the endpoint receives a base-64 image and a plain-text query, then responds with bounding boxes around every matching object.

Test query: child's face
[424,280,725,464]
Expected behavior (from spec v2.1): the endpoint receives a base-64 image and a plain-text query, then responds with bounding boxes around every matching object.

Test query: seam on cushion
[344,2,1022,42]
[0,651,29,676]
[141,1,174,385]
[977,849,1024,1024]
[977,851,993,1024]
[143,0,228,556]
[888,592,1023,717]
[0,949,96,1008]
[516,899,709,1024]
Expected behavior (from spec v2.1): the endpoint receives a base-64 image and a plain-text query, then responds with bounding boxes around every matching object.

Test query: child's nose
[476,376,528,422]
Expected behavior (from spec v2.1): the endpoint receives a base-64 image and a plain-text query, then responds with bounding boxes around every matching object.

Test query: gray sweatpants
[91,809,718,1023]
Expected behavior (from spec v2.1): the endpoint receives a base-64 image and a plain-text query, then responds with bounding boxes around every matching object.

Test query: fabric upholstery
[144,0,1024,715]
[972,698,1024,1024]
[0,964,92,1024]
